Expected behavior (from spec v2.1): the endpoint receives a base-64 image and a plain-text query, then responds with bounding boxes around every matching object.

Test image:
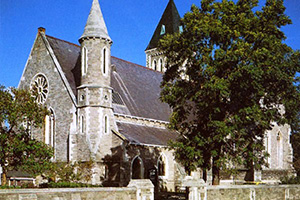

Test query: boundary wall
[189,184,300,200]
[0,179,154,200]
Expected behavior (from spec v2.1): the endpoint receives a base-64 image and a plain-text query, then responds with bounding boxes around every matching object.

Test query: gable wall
[19,34,76,162]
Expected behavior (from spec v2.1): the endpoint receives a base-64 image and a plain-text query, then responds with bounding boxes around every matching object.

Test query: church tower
[145,0,182,72]
[77,0,113,160]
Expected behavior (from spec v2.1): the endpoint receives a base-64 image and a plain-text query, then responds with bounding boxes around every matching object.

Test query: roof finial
[80,0,111,41]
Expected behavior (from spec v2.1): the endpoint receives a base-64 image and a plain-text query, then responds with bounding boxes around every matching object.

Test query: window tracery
[31,74,49,104]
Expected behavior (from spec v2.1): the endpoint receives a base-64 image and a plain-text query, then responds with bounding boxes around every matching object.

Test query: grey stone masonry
[204,184,300,200]
[18,31,76,162]
[0,179,154,200]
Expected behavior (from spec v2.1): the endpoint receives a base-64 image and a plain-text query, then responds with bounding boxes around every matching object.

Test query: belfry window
[82,47,88,75]
[160,25,166,35]
[45,109,55,148]
[153,60,157,71]
[159,58,163,72]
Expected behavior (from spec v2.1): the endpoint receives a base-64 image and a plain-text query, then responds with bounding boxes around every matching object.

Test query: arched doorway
[131,156,144,179]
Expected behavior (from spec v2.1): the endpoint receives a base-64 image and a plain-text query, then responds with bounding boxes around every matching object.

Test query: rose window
[31,75,49,104]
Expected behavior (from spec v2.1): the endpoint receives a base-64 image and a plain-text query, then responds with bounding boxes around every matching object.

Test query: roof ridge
[46,35,80,48]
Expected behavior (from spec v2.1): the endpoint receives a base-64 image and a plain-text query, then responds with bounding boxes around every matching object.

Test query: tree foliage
[159,0,300,184]
[0,85,53,185]
[44,161,94,183]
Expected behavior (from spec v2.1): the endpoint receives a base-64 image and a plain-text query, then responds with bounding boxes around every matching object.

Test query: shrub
[39,182,102,188]
[0,185,21,189]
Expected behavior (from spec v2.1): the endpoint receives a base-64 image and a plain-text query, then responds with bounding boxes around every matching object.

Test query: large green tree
[0,85,53,185]
[159,0,300,185]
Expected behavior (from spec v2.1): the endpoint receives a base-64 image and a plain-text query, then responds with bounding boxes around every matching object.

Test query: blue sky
[0,0,299,87]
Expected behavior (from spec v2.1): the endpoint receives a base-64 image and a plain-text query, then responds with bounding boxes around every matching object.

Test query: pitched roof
[111,57,172,121]
[46,35,81,96]
[146,0,181,51]
[45,35,172,122]
[116,122,178,146]
[80,0,111,41]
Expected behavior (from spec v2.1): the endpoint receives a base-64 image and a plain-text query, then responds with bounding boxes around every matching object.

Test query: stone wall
[0,180,154,200]
[18,32,76,162]
[195,184,300,200]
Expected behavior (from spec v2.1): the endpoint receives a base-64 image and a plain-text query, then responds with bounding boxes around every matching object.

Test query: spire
[80,0,111,41]
[146,0,181,50]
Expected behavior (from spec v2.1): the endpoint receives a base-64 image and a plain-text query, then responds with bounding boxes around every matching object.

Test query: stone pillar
[128,179,154,200]
[182,178,206,200]
[206,169,213,185]
[254,170,262,182]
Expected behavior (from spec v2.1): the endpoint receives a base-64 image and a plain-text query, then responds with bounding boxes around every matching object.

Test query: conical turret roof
[80,0,111,41]
[146,0,181,51]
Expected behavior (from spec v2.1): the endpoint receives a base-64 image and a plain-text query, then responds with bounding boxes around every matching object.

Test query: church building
[17,0,294,189]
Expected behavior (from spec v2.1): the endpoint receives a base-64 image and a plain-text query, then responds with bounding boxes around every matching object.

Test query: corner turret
[77,0,114,167]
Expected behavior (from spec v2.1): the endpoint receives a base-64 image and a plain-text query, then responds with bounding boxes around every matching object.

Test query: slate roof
[146,0,181,51]
[111,57,172,121]
[47,35,81,96]
[46,35,172,122]
[116,122,177,146]
[80,0,111,41]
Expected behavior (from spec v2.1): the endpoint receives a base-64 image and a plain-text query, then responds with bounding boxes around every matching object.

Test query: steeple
[145,0,181,71]
[146,0,181,51]
[80,0,111,41]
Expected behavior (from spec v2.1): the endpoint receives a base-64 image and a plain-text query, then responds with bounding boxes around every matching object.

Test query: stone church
[16,0,294,190]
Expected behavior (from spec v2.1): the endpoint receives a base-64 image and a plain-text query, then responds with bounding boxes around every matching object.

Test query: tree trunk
[245,144,255,182]
[212,157,220,185]
[245,162,254,182]
[203,169,207,182]
[1,172,7,186]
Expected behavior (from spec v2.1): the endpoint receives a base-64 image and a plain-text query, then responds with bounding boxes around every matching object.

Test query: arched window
[158,58,163,72]
[102,47,108,75]
[45,109,55,148]
[153,60,157,71]
[132,156,144,179]
[82,47,88,75]
[158,156,165,176]
[265,133,270,165]
[277,132,283,168]
[104,115,109,134]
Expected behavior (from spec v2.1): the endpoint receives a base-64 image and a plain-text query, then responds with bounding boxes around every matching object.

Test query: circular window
[31,74,49,104]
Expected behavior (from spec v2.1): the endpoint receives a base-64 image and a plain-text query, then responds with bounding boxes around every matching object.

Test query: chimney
[38,27,46,34]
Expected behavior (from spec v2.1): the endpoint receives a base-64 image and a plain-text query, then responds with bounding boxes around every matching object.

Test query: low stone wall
[182,179,300,200]
[0,179,154,200]
[204,185,300,200]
